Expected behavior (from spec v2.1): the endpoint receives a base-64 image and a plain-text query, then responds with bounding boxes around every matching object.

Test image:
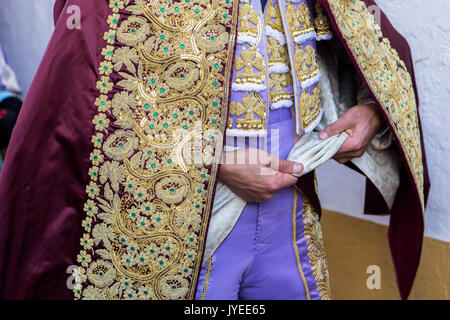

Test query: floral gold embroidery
[314,1,333,40]
[286,2,316,43]
[303,197,331,300]
[229,93,266,130]
[327,0,425,210]
[75,0,239,300]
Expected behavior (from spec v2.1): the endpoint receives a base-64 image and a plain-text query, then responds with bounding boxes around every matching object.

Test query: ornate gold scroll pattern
[303,197,331,300]
[74,0,239,300]
[326,0,424,210]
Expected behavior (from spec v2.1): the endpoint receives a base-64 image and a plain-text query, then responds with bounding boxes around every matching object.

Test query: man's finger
[277,172,299,189]
[319,116,353,140]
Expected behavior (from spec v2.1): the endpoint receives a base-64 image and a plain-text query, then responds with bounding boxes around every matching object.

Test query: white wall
[0,0,55,93]
[1,0,449,241]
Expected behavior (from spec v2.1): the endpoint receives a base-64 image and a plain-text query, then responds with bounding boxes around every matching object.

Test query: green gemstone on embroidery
[167,159,172,164]
[159,260,164,265]
[98,120,103,124]
[92,172,97,177]
[149,125,154,129]
[90,189,94,193]
[195,204,200,208]
[141,222,145,226]
[88,207,92,212]
[101,101,105,106]
[109,35,114,40]
[151,79,155,84]
[114,2,118,7]
[161,8,165,12]
[145,206,150,211]
[172,285,176,290]
[175,7,179,11]
[143,291,148,295]
[201,174,206,178]
[214,63,219,68]
[160,34,165,39]
[212,81,217,86]
[107,51,112,55]
[121,237,126,243]
[86,223,91,227]
[183,125,188,129]
[140,257,144,262]
[150,249,155,254]
[160,88,165,93]
[170,188,175,193]
[113,19,118,23]
[154,112,158,117]
[84,240,88,244]
[103,66,108,71]
[147,150,152,155]
[223,14,228,18]
[164,123,168,128]
[82,257,86,261]
[166,246,170,251]
[144,103,149,109]
[151,163,156,168]
[210,36,215,41]
[131,28,136,34]
[197,189,202,194]
[99,271,104,277]
[102,83,107,87]
[189,111,194,115]
[212,119,217,124]
[124,281,129,286]
[180,44,185,49]
[179,73,184,78]
[131,246,135,251]
[195,9,199,13]
[173,114,178,118]
[189,237,194,242]
[138,193,143,197]
[118,142,123,148]
[188,254,193,258]
[128,184,133,189]
[131,212,136,217]
[212,101,218,106]
[156,217,161,221]
[93,155,98,160]
[164,47,168,52]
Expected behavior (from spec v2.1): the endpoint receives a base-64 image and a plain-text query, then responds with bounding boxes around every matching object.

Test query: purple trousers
[195,108,329,300]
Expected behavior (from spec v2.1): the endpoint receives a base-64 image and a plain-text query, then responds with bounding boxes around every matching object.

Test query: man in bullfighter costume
[0,0,429,300]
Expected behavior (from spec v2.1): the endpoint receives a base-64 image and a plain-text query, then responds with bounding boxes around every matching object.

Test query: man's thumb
[276,159,304,175]
[319,118,349,140]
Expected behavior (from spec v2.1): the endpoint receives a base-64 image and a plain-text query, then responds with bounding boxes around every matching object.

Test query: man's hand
[318,103,384,164]
[219,148,304,203]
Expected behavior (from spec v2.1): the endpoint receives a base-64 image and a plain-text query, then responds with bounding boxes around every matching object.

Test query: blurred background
[0,0,449,299]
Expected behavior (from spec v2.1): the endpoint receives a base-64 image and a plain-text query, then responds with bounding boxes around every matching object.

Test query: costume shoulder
[318,0,430,299]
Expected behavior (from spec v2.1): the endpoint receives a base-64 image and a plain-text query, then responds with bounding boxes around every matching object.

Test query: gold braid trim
[326,0,425,211]
[303,197,331,300]
[74,0,239,300]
